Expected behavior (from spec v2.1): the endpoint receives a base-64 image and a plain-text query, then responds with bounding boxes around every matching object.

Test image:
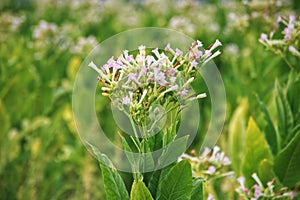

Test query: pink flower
[146,55,156,66]
[138,45,145,52]
[276,16,282,24]
[128,73,136,81]
[152,48,160,58]
[223,156,231,165]
[167,68,175,76]
[140,66,147,75]
[165,43,171,51]
[102,64,109,71]
[253,184,261,198]
[284,27,291,40]
[237,176,246,190]
[210,39,222,50]
[175,48,183,56]
[122,96,131,105]
[157,72,168,86]
[207,165,216,175]
[190,60,198,69]
[260,33,268,41]
[127,55,134,62]
[196,51,203,58]
[180,89,189,96]
[196,40,203,47]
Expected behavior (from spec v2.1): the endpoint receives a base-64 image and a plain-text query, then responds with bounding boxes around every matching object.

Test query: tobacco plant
[88,40,222,200]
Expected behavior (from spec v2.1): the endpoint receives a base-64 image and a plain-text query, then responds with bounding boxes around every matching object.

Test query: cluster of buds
[236,173,295,199]
[260,15,300,60]
[89,40,222,127]
[178,146,232,178]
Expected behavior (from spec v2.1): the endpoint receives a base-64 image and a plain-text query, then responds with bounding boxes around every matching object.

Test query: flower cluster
[237,173,295,199]
[71,36,98,54]
[89,40,222,126]
[260,15,300,59]
[31,20,72,52]
[0,13,25,41]
[33,20,58,40]
[178,146,232,178]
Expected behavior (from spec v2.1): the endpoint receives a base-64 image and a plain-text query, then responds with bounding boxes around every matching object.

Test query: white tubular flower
[138,45,146,56]
[88,61,101,74]
[197,93,207,99]
[182,77,195,88]
[289,45,300,57]
[210,39,222,51]
[152,48,161,58]
[165,43,175,54]
[157,85,179,99]
[138,89,147,104]
[252,173,264,189]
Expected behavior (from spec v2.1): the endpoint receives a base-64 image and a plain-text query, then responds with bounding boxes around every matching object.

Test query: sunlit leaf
[156,160,192,200]
[242,117,272,186]
[130,180,154,200]
[228,98,248,174]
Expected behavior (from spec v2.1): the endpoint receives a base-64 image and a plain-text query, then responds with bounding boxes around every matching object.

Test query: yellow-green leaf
[130,180,154,200]
[228,98,248,174]
[242,117,272,186]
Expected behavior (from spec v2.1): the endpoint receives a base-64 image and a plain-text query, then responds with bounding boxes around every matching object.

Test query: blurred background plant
[1,0,299,199]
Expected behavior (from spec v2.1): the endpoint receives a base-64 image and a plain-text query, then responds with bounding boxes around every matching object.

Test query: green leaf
[287,83,300,120]
[256,95,279,156]
[242,117,272,186]
[147,165,174,198]
[140,140,155,171]
[274,131,300,188]
[157,135,189,169]
[156,160,192,200]
[191,177,205,200]
[275,80,294,147]
[121,136,138,173]
[89,144,130,200]
[228,98,248,174]
[257,159,274,184]
[130,180,154,200]
[162,121,178,147]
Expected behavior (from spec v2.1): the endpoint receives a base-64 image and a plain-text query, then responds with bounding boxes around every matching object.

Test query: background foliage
[0,0,299,199]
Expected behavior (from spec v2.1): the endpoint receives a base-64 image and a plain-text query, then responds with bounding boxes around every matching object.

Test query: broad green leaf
[228,98,248,174]
[156,160,192,200]
[191,177,205,200]
[130,180,154,200]
[147,164,174,198]
[275,80,294,147]
[256,95,279,156]
[287,82,300,120]
[258,159,274,184]
[121,136,138,173]
[89,144,130,200]
[242,118,272,186]
[157,135,189,169]
[274,131,300,188]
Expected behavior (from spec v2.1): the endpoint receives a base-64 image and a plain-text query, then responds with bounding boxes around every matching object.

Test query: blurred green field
[1,0,299,199]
